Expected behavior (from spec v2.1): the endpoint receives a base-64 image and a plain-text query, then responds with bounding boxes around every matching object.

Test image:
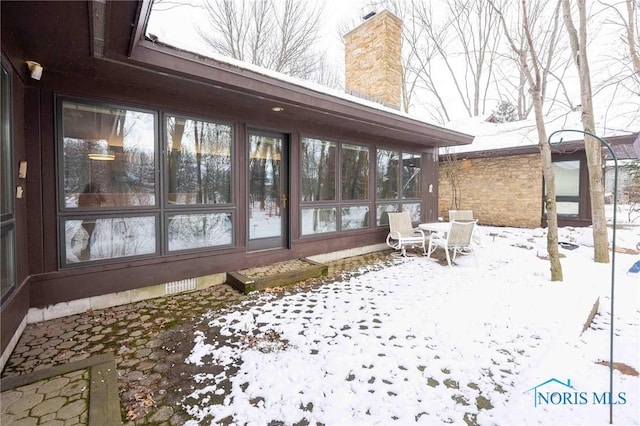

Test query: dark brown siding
[1,56,30,355]
[0,0,472,319]
[18,71,422,308]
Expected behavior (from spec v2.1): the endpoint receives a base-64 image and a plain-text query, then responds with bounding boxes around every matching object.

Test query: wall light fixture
[25,61,43,80]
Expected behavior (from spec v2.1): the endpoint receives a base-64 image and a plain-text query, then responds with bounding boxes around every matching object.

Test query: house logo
[525,378,627,407]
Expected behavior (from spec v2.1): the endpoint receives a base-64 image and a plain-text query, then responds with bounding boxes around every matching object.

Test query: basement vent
[165,278,196,294]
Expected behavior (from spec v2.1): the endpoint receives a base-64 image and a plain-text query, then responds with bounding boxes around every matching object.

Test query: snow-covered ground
[181,224,639,425]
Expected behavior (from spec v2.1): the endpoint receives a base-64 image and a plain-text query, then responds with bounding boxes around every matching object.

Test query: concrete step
[226,258,328,294]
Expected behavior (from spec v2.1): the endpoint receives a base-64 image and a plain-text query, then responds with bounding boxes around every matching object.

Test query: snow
[180,222,640,425]
[442,112,639,156]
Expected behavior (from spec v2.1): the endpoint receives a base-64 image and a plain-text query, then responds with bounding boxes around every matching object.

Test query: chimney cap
[363,11,376,20]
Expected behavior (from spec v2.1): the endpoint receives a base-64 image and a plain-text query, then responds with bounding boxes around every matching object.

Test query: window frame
[299,136,373,236]
[1,60,16,302]
[164,210,235,254]
[544,157,583,218]
[375,147,423,227]
[56,97,238,268]
[60,212,160,266]
[57,97,160,213]
[162,112,235,210]
[300,136,338,203]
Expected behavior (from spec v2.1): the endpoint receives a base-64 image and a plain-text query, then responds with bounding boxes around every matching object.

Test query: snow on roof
[148,39,469,137]
[442,111,637,155]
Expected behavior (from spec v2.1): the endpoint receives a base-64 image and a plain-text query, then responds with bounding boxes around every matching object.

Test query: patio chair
[386,212,426,256]
[427,220,478,267]
[448,210,474,221]
[449,210,482,245]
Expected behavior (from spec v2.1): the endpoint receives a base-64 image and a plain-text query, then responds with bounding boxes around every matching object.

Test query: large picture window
[376,149,422,225]
[376,149,399,200]
[301,137,370,235]
[1,63,15,300]
[341,144,369,200]
[301,138,336,202]
[58,100,236,266]
[61,101,157,209]
[60,100,158,265]
[166,115,232,205]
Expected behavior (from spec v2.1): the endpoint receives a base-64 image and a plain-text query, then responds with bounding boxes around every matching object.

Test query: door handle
[280,193,287,208]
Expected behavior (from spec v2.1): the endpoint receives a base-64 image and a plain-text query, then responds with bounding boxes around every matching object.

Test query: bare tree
[624,0,640,76]
[197,0,336,86]
[411,0,502,118]
[440,148,462,210]
[490,0,564,281]
[562,0,609,263]
[599,0,640,93]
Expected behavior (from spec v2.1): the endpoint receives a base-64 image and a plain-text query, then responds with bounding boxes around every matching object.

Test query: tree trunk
[562,0,610,263]
[523,1,563,281]
[534,94,563,281]
[490,0,564,280]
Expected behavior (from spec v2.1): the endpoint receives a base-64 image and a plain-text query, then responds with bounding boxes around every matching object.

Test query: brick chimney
[344,10,403,110]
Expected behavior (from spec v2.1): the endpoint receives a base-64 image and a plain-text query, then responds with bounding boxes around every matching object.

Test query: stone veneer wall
[344,10,402,109]
[438,154,543,228]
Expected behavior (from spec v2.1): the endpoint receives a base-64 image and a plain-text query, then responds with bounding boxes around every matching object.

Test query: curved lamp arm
[548,129,618,425]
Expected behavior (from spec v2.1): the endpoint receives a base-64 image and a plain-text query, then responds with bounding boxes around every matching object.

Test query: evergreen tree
[491,100,518,123]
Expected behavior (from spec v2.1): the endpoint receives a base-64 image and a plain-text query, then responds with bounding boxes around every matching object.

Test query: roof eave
[445,132,640,160]
[119,1,472,149]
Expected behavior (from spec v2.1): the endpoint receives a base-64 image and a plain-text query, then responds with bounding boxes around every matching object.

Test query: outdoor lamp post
[547,129,618,425]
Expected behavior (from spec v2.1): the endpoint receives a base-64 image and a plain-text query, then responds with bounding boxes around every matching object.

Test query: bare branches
[197,0,328,84]
[490,0,564,280]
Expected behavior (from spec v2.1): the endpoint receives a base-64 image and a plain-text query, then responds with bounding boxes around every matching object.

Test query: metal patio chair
[448,210,482,245]
[386,212,426,257]
[427,220,478,267]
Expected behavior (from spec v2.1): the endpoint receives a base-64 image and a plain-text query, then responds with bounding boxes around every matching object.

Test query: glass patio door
[247,130,288,251]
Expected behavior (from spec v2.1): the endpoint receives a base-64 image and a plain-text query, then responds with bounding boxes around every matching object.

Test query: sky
[178,210,640,425]
[146,0,639,134]
[146,0,367,65]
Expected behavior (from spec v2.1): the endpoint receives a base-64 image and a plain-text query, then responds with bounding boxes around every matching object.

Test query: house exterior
[438,116,640,228]
[0,3,473,367]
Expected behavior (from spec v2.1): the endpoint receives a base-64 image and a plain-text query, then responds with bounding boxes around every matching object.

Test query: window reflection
[376,149,399,200]
[301,138,336,201]
[249,134,282,240]
[341,206,369,230]
[166,116,232,204]
[1,66,12,217]
[168,213,232,251]
[376,204,399,226]
[402,203,421,222]
[402,153,421,199]
[64,216,156,264]
[1,65,15,300]
[301,207,336,235]
[342,144,369,200]
[62,101,156,208]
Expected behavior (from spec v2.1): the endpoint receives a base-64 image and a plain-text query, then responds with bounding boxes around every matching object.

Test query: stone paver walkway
[1,251,395,425]
[2,369,89,425]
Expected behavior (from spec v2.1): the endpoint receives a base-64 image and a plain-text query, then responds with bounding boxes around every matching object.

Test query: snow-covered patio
[182,225,639,425]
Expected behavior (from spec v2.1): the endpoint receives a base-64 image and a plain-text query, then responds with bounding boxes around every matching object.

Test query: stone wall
[438,154,543,228]
[344,10,402,109]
